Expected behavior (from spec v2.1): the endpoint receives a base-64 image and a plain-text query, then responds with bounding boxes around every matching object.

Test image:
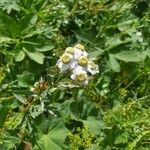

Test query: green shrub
[0,0,150,149]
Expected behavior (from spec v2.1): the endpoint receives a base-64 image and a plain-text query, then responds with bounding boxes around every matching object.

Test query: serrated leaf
[15,51,25,62]
[25,50,45,64]
[89,47,104,59]
[105,36,131,51]
[33,118,69,150]
[114,50,146,62]
[109,54,120,72]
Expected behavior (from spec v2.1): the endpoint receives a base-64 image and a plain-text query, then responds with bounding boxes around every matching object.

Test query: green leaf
[0,37,15,43]
[60,99,74,120]
[0,135,20,150]
[33,118,69,150]
[114,50,147,62]
[13,93,26,103]
[0,0,20,14]
[127,131,150,150]
[117,19,138,32]
[89,47,104,59]
[70,100,100,120]
[0,12,20,38]
[105,36,131,51]
[0,102,10,128]
[25,50,45,64]
[109,54,120,72]
[114,132,128,144]
[36,45,55,52]
[86,144,103,150]
[83,117,104,135]
[146,48,150,58]
[17,71,34,87]
[15,51,25,62]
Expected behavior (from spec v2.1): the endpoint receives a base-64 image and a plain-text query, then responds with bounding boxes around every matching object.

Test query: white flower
[87,60,99,75]
[56,44,99,86]
[74,44,88,59]
[65,45,88,59]
[71,66,88,85]
[57,53,76,72]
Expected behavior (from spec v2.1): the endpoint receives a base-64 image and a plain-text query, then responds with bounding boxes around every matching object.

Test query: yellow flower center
[61,53,71,64]
[76,73,87,81]
[88,61,97,70]
[74,44,85,51]
[65,47,75,54]
[78,56,88,66]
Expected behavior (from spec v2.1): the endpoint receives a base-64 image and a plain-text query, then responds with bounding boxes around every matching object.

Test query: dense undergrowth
[0,0,150,149]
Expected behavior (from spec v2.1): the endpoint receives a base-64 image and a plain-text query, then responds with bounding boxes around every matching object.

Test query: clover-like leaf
[33,118,69,150]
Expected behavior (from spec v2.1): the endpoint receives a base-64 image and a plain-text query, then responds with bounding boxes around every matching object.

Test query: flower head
[65,47,75,54]
[74,44,88,59]
[57,53,76,72]
[74,44,85,50]
[71,66,88,85]
[61,53,72,64]
[57,44,99,86]
[87,60,99,75]
[77,56,88,67]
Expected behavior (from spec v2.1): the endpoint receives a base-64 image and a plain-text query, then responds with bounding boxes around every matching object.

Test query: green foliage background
[0,0,150,149]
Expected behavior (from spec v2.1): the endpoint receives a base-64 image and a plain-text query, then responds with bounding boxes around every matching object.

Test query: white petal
[84,80,88,85]
[83,51,88,57]
[73,66,83,74]
[71,74,75,80]
[70,61,77,69]
[74,49,83,59]
[61,64,69,71]
[58,61,63,69]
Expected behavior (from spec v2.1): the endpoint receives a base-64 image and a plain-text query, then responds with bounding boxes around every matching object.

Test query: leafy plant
[0,0,150,150]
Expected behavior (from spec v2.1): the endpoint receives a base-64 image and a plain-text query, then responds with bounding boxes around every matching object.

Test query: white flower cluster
[57,44,99,85]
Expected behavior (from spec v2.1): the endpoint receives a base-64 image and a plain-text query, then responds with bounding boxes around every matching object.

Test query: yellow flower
[61,53,72,64]
[74,44,85,50]
[77,56,88,66]
[65,47,75,54]
[76,73,87,81]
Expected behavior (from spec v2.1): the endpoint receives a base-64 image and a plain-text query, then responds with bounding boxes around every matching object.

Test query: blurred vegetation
[0,0,150,149]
